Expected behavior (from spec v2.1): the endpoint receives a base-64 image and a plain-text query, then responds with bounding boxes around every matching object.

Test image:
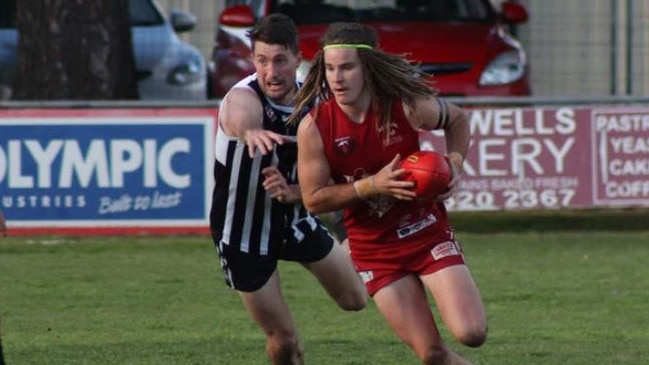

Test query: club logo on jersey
[367,195,395,218]
[376,121,403,146]
[264,104,278,124]
[334,136,355,155]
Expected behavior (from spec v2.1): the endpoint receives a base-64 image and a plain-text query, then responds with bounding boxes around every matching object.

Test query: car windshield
[0,0,163,29]
[274,0,494,25]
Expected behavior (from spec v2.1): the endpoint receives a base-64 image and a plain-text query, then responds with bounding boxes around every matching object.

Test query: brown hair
[247,13,300,55]
[290,22,437,139]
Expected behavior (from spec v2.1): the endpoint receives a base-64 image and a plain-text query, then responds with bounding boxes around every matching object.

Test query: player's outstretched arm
[219,88,290,157]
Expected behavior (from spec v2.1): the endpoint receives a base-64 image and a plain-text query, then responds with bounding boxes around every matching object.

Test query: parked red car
[209,0,530,99]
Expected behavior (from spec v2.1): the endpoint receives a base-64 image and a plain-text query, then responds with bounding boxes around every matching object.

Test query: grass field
[1,210,649,364]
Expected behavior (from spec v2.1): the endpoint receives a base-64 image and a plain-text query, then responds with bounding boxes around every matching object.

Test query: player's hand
[244,130,296,158]
[373,154,417,200]
[262,166,300,204]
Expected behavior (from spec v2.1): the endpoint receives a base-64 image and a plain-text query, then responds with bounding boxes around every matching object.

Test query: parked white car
[0,0,207,100]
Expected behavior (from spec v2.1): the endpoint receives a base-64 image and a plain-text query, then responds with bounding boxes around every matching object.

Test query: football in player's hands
[398,150,452,199]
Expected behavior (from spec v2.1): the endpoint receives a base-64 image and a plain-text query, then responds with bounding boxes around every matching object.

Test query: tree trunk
[12,0,139,100]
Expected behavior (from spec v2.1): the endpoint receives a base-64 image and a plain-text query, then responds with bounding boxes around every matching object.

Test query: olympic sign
[420,106,649,211]
[0,108,216,235]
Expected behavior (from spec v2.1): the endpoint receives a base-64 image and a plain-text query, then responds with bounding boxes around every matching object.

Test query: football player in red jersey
[291,22,486,365]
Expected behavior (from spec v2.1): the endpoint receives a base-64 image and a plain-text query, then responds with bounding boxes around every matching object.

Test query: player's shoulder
[224,87,259,105]
[223,74,261,104]
[297,111,324,145]
[405,95,444,117]
[222,87,262,117]
[219,81,263,130]
[297,111,315,131]
[231,73,259,91]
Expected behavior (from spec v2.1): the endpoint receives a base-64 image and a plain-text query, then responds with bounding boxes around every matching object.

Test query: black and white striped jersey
[210,74,316,256]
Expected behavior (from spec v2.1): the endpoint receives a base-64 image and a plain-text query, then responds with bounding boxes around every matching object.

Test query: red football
[399,151,452,199]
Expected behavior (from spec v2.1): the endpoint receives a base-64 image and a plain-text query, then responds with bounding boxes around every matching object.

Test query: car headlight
[166,57,202,85]
[479,49,526,86]
[296,60,312,83]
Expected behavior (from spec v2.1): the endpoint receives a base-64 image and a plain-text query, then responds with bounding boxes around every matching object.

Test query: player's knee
[267,330,302,360]
[456,326,487,348]
[417,344,446,365]
[336,290,368,311]
[269,330,299,349]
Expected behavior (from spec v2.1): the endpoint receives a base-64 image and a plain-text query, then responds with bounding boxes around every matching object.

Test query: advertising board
[1,104,647,235]
[0,108,216,235]
[419,106,649,211]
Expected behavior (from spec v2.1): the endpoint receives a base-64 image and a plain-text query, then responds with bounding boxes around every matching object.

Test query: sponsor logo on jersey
[430,241,461,260]
[396,213,436,238]
[359,270,374,283]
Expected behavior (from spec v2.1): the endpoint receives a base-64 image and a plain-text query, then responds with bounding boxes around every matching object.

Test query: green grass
[1,212,649,364]
[449,208,649,233]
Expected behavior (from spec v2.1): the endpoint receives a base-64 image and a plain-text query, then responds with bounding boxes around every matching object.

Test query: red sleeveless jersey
[312,98,454,260]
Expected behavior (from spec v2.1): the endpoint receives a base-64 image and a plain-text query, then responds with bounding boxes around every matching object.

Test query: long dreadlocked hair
[289,22,438,141]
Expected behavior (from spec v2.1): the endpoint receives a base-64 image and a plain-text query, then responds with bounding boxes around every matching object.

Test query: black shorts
[215,220,334,292]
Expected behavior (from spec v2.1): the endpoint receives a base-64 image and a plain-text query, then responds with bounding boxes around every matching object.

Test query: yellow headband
[323,43,373,51]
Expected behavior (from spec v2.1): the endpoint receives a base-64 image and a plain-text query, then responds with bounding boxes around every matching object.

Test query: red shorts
[351,239,466,296]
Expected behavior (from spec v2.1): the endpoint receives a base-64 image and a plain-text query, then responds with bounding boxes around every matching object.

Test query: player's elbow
[302,198,328,215]
[300,188,330,215]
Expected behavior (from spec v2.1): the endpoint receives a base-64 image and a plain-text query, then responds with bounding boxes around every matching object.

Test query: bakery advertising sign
[419,105,649,211]
[591,109,649,206]
[0,109,214,230]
